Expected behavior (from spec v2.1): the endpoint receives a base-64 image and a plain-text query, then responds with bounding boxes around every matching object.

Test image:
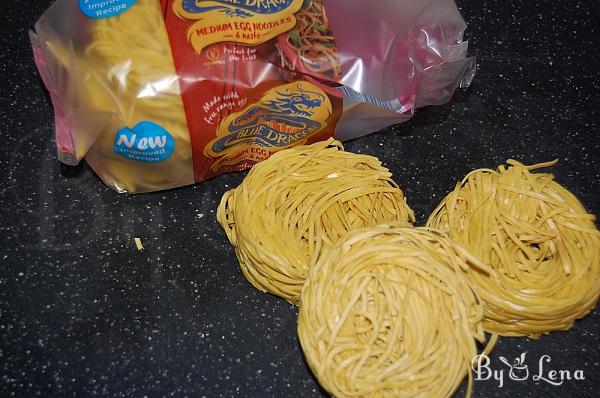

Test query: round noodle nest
[298,226,490,398]
[427,159,600,337]
[217,138,415,304]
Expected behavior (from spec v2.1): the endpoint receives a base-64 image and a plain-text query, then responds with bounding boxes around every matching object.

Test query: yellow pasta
[45,0,194,192]
[217,138,415,304]
[427,159,600,337]
[298,226,493,398]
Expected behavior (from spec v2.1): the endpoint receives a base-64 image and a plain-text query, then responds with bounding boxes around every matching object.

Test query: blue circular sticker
[114,121,176,163]
[79,0,137,19]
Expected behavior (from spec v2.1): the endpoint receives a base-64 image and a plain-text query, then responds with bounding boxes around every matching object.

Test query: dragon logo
[178,0,254,18]
[178,0,298,17]
[264,91,325,117]
[204,81,333,171]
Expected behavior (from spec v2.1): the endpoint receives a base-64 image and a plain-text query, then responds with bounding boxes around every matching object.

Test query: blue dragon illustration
[207,84,329,154]
[181,0,254,18]
[181,0,296,16]
[264,90,325,117]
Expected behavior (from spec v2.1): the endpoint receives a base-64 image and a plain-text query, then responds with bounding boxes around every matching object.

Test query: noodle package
[32,0,475,193]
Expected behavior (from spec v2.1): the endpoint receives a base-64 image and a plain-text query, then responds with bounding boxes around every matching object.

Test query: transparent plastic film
[32,0,474,193]
[33,0,194,193]
[324,0,475,139]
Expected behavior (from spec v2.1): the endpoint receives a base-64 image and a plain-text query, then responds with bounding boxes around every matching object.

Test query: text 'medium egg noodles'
[32,0,474,193]
[30,2,600,398]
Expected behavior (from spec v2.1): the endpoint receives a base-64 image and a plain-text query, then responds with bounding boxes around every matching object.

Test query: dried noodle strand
[298,226,493,398]
[217,138,415,304]
[427,160,600,337]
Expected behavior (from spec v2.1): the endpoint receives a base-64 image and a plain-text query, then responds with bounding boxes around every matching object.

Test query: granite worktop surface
[1,0,599,396]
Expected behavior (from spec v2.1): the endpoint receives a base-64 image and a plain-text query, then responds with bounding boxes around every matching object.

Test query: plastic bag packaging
[31,0,475,193]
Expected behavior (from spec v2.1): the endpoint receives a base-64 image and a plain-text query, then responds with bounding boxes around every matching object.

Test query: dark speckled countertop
[1,0,599,397]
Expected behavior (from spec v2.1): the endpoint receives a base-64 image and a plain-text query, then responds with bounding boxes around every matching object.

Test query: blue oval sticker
[79,0,136,19]
[114,121,175,163]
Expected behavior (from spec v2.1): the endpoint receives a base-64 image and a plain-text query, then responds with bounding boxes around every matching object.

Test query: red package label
[163,0,342,181]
